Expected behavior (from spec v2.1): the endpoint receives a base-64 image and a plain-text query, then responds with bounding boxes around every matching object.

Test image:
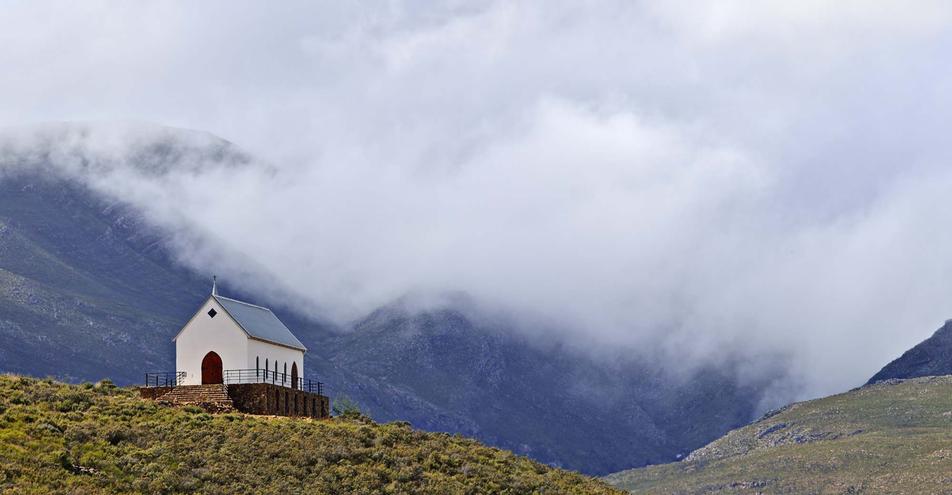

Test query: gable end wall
[176,298,249,385]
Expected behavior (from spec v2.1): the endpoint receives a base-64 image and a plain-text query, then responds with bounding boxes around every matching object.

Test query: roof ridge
[213,294,272,311]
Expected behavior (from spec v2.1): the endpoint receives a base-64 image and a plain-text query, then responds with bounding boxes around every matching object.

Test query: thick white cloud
[2,1,952,400]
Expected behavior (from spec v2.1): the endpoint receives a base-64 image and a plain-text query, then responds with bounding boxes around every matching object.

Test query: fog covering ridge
[3,2,952,403]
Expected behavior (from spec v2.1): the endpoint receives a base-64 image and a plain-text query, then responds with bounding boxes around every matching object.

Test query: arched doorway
[201,351,223,384]
[291,362,299,390]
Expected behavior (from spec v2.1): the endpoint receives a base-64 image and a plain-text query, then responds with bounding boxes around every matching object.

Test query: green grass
[0,375,621,494]
[604,376,952,494]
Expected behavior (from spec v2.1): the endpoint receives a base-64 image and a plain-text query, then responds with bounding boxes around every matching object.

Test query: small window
[207,308,218,318]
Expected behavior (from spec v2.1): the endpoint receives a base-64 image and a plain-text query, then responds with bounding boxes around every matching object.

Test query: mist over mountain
[0,124,790,474]
[5,112,951,410]
[3,1,952,490]
[317,304,785,474]
[0,174,198,381]
[6,2,952,403]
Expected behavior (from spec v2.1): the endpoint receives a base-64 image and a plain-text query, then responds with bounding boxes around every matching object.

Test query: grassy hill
[0,375,620,494]
[604,376,952,494]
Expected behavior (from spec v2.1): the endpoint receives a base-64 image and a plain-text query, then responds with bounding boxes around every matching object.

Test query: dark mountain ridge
[318,304,778,473]
[868,319,952,383]
[0,172,205,381]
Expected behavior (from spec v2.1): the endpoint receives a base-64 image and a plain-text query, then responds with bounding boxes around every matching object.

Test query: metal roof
[213,295,307,352]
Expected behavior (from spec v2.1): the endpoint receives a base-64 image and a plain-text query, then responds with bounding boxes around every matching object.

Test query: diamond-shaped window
[207,308,218,318]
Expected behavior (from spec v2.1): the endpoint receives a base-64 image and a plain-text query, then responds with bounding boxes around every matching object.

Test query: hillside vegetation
[0,375,620,494]
[604,376,952,494]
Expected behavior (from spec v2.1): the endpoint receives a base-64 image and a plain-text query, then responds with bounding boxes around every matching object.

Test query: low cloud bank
[3,1,952,400]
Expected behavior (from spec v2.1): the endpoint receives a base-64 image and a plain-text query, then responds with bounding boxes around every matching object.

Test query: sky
[2,1,952,399]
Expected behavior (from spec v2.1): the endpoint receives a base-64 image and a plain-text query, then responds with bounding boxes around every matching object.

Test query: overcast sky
[3,1,952,399]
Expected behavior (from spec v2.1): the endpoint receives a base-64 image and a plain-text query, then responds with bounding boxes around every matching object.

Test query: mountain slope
[0,125,324,383]
[0,172,209,382]
[317,305,777,475]
[0,374,621,494]
[868,319,952,383]
[603,376,952,494]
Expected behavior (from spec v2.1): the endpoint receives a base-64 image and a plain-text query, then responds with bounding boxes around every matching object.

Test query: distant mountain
[0,123,782,475]
[0,375,623,494]
[0,123,277,384]
[867,320,952,383]
[604,376,952,494]
[0,171,208,382]
[315,305,774,475]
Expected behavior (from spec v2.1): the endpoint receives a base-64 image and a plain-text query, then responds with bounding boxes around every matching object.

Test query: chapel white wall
[247,338,305,386]
[175,297,249,385]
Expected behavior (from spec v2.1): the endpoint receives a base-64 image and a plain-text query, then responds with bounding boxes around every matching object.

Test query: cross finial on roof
[212,275,218,296]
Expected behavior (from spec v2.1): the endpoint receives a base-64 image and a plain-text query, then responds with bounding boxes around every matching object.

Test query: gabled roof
[212,295,308,352]
[172,293,307,352]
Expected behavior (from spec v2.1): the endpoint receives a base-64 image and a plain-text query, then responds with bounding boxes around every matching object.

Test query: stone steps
[157,384,235,413]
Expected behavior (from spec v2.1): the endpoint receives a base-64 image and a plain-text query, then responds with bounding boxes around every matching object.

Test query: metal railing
[144,371,186,388]
[223,369,324,395]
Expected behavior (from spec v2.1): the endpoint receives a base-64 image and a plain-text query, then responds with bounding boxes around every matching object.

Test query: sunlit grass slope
[604,376,952,494]
[0,375,620,494]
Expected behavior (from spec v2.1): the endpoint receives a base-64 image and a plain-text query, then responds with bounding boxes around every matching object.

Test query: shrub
[332,394,363,418]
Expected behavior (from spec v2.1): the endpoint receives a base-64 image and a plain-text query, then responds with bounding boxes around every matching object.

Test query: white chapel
[173,278,307,387]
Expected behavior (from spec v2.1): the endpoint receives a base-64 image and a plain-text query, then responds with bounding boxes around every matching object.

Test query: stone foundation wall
[139,383,330,418]
[139,387,173,400]
[227,383,330,418]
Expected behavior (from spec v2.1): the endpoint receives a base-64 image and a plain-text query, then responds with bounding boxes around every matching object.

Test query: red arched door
[201,351,223,384]
[291,362,299,390]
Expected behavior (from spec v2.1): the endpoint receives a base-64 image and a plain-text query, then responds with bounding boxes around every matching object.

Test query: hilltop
[0,375,620,494]
[604,376,952,494]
